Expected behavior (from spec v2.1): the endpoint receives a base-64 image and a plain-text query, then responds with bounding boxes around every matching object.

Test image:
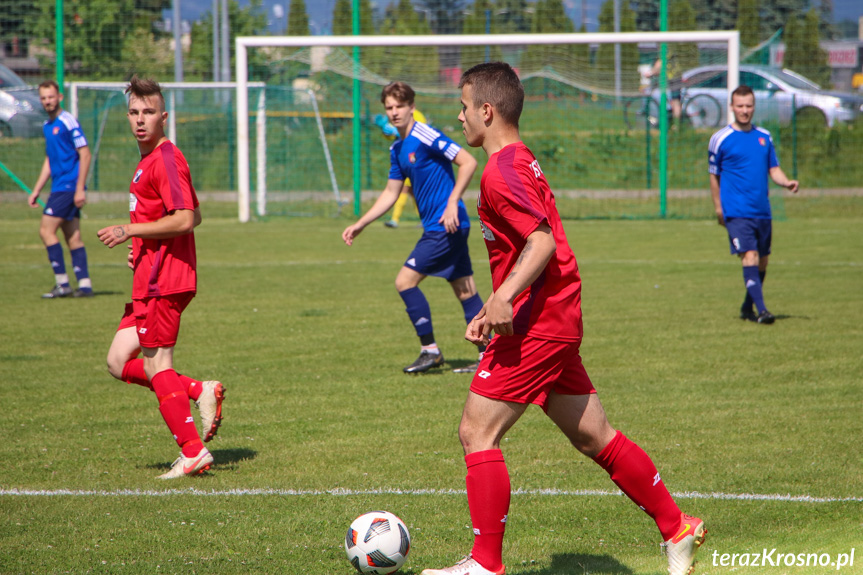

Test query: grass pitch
[0,198,861,574]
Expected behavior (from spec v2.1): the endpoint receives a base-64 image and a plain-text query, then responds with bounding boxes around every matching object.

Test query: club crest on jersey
[133,169,143,183]
[408,152,417,164]
[758,137,766,146]
[53,126,60,135]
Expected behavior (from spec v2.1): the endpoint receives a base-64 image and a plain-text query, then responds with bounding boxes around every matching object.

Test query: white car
[653,65,863,128]
[0,63,47,138]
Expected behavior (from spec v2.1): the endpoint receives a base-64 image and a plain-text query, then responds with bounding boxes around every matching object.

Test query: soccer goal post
[236,31,740,223]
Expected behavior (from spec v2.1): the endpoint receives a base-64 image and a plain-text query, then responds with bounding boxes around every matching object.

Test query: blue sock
[742,270,767,312]
[46,243,70,287]
[399,287,433,338]
[742,265,766,314]
[70,247,92,292]
[460,293,484,324]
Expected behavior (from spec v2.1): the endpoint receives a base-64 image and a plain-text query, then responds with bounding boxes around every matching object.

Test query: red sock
[151,369,204,458]
[466,449,509,572]
[179,375,203,401]
[121,359,152,390]
[593,430,681,540]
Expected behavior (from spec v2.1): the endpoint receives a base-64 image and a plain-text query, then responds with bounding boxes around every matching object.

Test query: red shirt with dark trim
[478,142,583,341]
[128,141,199,299]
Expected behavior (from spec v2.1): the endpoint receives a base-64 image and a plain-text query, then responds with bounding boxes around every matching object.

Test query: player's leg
[106,321,149,388]
[546,390,705,575]
[449,274,486,373]
[727,218,770,322]
[421,392,524,575]
[38,213,72,298]
[59,217,93,297]
[396,265,443,373]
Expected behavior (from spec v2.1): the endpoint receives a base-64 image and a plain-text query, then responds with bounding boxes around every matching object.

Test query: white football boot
[196,380,225,442]
[421,554,505,575]
[663,513,706,575]
[157,447,214,480]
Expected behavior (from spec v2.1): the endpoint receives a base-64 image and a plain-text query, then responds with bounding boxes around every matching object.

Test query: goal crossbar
[235,31,740,222]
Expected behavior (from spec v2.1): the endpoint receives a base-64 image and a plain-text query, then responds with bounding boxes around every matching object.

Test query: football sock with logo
[151,369,203,458]
[466,449,509,572]
[121,358,152,390]
[180,375,204,401]
[70,247,92,292]
[46,243,70,287]
[460,292,484,324]
[742,265,766,314]
[593,430,681,540]
[399,287,434,338]
[741,269,767,312]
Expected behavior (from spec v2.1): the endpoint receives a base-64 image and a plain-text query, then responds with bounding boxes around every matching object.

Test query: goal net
[236,31,743,223]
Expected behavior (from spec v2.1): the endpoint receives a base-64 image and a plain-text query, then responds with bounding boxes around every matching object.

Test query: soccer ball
[344,510,411,574]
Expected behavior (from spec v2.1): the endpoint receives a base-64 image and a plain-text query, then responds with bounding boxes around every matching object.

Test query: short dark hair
[731,84,754,102]
[125,75,165,111]
[380,81,415,106]
[38,80,60,93]
[458,62,524,127]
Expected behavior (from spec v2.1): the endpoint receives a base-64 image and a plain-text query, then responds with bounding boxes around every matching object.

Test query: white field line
[1,487,860,503]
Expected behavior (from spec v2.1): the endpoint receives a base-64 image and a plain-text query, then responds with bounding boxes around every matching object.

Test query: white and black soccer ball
[344,510,411,574]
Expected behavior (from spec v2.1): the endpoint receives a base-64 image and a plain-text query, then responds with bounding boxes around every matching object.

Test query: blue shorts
[725,217,771,256]
[405,228,473,281]
[43,191,81,221]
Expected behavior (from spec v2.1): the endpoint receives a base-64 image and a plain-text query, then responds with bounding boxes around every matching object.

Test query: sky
[167,0,863,36]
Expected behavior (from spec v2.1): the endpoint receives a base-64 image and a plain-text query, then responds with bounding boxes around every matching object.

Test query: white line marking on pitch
[1,488,860,503]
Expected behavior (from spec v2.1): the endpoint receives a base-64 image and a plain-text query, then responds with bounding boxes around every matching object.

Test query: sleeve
[767,136,779,169]
[708,142,721,176]
[70,125,88,150]
[156,148,197,212]
[388,142,404,181]
[492,160,548,241]
[425,130,461,162]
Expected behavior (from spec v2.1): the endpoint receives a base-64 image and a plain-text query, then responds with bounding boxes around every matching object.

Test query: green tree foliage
[1,0,39,56]
[595,0,640,91]
[817,0,836,40]
[28,0,169,79]
[286,0,310,36]
[737,0,760,47]
[329,0,384,77]
[416,0,467,35]
[784,10,830,86]
[495,0,532,34]
[521,0,576,74]
[669,0,698,71]
[760,0,806,39]
[690,0,736,32]
[188,0,268,81]
[377,0,439,84]
[461,0,503,69]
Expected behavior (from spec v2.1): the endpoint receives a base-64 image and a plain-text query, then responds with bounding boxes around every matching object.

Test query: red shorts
[470,334,596,410]
[116,292,195,348]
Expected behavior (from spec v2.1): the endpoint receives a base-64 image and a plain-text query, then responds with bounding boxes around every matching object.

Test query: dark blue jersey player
[342,81,484,374]
[28,80,94,299]
[709,85,798,324]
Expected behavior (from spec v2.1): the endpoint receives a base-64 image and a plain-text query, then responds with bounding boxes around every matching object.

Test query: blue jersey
[708,124,779,219]
[388,121,469,232]
[43,110,88,193]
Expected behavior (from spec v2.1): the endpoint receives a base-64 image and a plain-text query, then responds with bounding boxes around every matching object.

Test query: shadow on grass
[146,448,257,472]
[510,553,636,575]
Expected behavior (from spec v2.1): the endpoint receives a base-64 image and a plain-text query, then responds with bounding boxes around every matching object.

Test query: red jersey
[478,142,583,341]
[129,141,199,299]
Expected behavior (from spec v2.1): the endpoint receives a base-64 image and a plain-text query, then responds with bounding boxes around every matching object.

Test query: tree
[817,0,836,40]
[461,0,503,69]
[595,0,640,91]
[521,0,577,74]
[415,0,467,35]
[782,13,804,73]
[669,0,698,72]
[377,0,440,84]
[691,0,736,32]
[188,0,268,81]
[495,0,532,34]
[760,0,807,39]
[2,0,39,57]
[790,9,830,86]
[330,0,384,76]
[737,0,760,47]
[286,0,310,36]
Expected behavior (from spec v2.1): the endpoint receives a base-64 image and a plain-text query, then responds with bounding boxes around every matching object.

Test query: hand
[716,209,726,227]
[485,294,514,338]
[97,224,130,248]
[465,305,489,346]
[786,180,799,194]
[342,223,364,246]
[438,202,460,234]
[74,190,86,208]
[27,190,40,208]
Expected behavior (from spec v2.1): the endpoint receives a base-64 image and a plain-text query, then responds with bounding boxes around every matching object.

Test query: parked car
[651,64,863,128]
[0,63,47,138]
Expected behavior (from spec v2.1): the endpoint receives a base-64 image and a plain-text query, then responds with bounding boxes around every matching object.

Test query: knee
[106,356,124,380]
[395,278,416,293]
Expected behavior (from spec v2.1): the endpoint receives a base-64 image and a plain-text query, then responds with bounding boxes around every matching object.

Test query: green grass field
[1,198,861,574]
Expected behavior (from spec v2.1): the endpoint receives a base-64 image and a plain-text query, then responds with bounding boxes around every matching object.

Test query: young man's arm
[73,146,92,208]
[467,222,556,344]
[96,209,195,248]
[439,149,478,233]
[341,179,405,245]
[28,157,52,207]
[709,173,724,226]
[769,166,799,193]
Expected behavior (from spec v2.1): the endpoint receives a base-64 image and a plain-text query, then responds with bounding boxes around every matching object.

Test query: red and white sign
[773,42,859,69]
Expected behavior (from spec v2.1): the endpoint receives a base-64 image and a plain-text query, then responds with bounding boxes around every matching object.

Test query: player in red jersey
[420,63,705,575]
[97,76,224,480]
